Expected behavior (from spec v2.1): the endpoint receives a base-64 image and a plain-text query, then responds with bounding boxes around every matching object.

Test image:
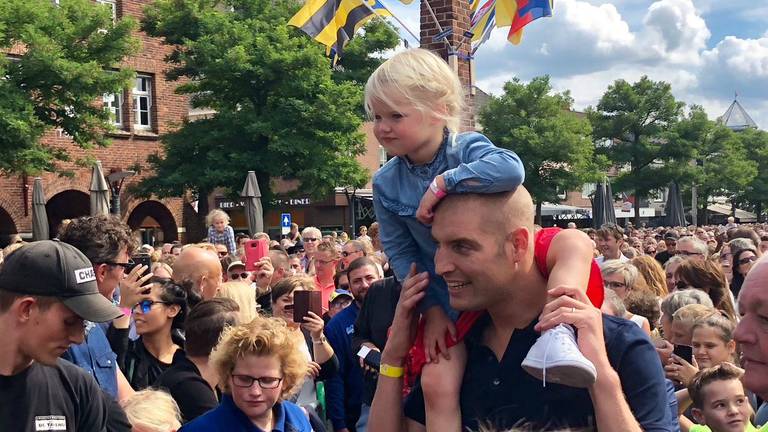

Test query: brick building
[0,0,192,245]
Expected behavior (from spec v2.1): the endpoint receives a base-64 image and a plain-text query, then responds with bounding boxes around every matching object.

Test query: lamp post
[106,170,135,216]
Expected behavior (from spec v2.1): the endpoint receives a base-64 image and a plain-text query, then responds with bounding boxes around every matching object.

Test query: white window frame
[103,92,123,127]
[132,75,152,131]
[96,0,117,23]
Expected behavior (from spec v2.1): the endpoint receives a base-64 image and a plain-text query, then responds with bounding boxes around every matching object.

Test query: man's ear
[505,227,531,261]
[15,297,37,323]
[94,263,110,284]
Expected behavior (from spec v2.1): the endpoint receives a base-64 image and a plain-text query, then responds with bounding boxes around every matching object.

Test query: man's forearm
[589,368,642,432]
[368,354,406,432]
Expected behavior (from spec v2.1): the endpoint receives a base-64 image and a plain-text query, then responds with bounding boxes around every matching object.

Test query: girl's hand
[381,264,427,366]
[307,361,321,379]
[416,176,446,225]
[118,265,153,309]
[666,354,699,386]
[423,305,456,363]
[655,338,674,366]
[301,311,325,339]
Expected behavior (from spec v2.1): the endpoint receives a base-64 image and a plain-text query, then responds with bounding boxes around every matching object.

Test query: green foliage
[135,0,386,207]
[588,76,688,225]
[479,76,604,219]
[0,0,138,175]
[331,19,400,85]
[736,128,768,219]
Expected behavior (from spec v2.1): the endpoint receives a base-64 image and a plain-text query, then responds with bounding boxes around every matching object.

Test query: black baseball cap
[0,240,122,322]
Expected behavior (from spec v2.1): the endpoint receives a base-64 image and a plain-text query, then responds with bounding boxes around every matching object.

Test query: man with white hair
[676,236,708,261]
[735,256,768,404]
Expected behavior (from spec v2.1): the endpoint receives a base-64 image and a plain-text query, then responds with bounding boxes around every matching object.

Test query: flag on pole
[288,0,393,58]
[470,0,497,53]
[507,0,553,44]
[471,0,553,51]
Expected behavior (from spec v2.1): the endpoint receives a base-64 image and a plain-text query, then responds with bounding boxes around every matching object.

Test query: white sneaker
[521,324,597,388]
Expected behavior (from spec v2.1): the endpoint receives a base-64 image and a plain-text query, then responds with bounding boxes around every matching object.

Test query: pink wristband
[119,307,132,318]
[430,178,447,200]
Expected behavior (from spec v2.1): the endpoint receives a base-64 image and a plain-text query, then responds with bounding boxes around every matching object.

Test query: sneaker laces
[541,324,573,387]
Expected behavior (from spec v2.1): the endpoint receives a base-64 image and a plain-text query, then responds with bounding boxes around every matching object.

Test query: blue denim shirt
[62,322,118,398]
[372,131,524,315]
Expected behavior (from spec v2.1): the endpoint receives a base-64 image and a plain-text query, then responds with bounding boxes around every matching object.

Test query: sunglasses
[604,281,627,290]
[229,272,249,280]
[739,256,758,265]
[132,299,171,314]
[338,284,350,290]
[102,258,135,270]
[341,250,360,257]
[304,238,319,242]
[218,251,228,257]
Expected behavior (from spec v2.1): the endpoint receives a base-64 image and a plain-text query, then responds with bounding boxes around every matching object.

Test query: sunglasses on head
[229,272,249,280]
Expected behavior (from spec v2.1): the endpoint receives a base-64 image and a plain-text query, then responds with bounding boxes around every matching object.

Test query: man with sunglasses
[0,240,128,432]
[58,216,151,408]
[655,231,680,265]
[676,236,708,262]
[341,240,368,270]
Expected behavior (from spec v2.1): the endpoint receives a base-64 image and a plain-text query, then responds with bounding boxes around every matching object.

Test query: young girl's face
[213,216,227,233]
[692,325,735,369]
[371,96,444,163]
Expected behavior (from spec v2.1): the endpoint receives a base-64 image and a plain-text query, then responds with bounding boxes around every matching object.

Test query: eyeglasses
[229,272,249,280]
[341,250,361,257]
[304,238,319,242]
[132,299,171,314]
[604,281,627,290]
[231,374,283,389]
[739,256,758,265]
[103,258,135,270]
[317,259,335,265]
[677,251,703,257]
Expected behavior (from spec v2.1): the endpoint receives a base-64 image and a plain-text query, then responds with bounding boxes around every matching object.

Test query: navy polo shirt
[179,394,312,432]
[404,313,676,431]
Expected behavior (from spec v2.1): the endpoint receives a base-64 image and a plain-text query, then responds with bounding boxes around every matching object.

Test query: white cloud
[642,0,710,64]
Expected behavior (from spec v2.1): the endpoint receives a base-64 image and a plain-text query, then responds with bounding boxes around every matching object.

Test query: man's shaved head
[435,186,534,235]
[173,246,222,304]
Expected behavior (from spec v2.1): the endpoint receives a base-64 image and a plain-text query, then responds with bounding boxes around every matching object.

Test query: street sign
[281,213,292,235]
[433,27,453,42]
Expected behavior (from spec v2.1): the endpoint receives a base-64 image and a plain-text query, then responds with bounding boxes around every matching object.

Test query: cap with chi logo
[0,240,122,322]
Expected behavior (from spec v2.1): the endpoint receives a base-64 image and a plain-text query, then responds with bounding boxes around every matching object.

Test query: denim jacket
[62,322,119,398]
[372,131,525,315]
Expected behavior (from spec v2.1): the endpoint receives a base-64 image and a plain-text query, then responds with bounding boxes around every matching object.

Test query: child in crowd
[688,363,765,432]
[368,48,602,430]
[206,209,236,255]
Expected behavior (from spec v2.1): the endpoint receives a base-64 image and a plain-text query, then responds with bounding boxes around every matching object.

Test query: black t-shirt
[655,250,674,266]
[0,359,110,432]
[154,351,219,423]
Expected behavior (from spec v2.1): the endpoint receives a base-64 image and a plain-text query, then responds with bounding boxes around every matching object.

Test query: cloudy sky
[381,0,767,128]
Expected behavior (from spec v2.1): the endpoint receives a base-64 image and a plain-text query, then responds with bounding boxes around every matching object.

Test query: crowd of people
[4,46,768,432]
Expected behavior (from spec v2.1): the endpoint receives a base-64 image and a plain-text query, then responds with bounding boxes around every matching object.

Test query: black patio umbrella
[32,177,49,241]
[592,181,607,228]
[89,161,110,216]
[665,181,687,227]
[240,171,264,235]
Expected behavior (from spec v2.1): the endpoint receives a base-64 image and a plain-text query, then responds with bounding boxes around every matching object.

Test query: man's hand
[416,175,446,225]
[423,305,456,363]
[253,257,274,293]
[381,263,427,366]
[655,338,674,366]
[118,265,153,309]
[359,342,381,372]
[301,312,325,340]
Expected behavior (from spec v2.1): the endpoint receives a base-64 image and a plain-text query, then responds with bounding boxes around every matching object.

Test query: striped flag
[471,0,553,51]
[288,0,392,57]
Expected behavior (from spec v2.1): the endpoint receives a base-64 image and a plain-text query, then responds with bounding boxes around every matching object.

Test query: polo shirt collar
[220,394,289,432]
[464,312,539,346]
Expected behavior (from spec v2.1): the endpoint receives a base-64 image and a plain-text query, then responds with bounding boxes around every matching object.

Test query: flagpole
[360,0,420,45]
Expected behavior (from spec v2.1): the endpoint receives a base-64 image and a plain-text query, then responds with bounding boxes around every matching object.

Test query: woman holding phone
[271,277,338,428]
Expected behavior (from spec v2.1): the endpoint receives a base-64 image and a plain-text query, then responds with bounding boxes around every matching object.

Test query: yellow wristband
[379,363,404,378]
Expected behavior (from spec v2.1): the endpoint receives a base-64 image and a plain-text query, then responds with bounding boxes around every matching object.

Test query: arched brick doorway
[127,200,178,245]
[0,206,18,247]
[46,190,89,237]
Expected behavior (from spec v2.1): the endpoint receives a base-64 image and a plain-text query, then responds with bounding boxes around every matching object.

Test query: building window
[132,75,152,130]
[96,0,117,23]
[378,146,389,167]
[103,92,122,127]
[582,183,596,199]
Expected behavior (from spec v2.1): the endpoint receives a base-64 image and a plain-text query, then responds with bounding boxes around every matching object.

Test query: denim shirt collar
[400,128,450,170]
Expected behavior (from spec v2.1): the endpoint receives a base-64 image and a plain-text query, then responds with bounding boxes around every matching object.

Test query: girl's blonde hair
[121,389,182,432]
[217,281,259,324]
[206,209,230,227]
[210,317,308,398]
[365,48,464,132]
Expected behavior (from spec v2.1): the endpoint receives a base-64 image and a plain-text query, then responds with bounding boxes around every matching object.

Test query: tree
[671,107,757,224]
[737,128,768,221]
[479,76,604,224]
[588,76,689,226]
[134,0,397,231]
[0,0,138,175]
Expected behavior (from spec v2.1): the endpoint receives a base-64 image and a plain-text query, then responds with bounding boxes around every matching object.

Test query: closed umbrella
[89,161,110,216]
[32,177,49,241]
[240,171,264,235]
[604,179,617,226]
[665,182,687,227]
[592,181,607,228]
